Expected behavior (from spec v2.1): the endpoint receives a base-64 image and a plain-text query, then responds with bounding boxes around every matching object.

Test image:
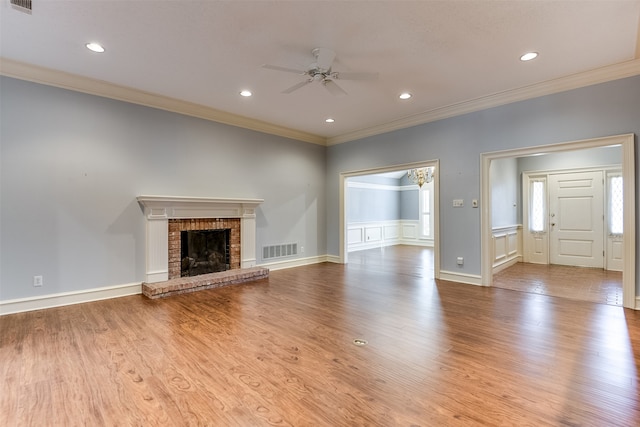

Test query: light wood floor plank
[1,246,638,426]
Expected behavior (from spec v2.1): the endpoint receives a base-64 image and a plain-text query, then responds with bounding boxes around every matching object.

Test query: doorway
[339,160,441,281]
[480,133,636,309]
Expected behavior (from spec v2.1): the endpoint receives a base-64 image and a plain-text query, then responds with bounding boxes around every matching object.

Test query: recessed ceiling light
[239,90,252,97]
[85,42,105,53]
[399,92,412,100]
[325,118,335,123]
[520,52,538,61]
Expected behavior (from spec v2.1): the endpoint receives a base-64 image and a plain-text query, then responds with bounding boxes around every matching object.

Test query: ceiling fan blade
[262,64,307,75]
[323,79,347,97]
[282,79,312,94]
[314,48,336,71]
[333,71,379,81]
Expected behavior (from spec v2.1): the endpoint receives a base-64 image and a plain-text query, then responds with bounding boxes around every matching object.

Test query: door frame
[480,133,636,309]
[522,167,621,269]
[339,159,440,281]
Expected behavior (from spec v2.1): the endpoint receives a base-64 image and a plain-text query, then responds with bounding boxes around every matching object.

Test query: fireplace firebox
[181,229,231,277]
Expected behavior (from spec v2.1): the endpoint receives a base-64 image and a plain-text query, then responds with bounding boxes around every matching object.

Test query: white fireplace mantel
[137,196,264,283]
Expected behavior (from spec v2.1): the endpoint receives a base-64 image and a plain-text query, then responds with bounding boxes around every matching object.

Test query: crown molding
[327,59,640,146]
[0,58,327,146]
[3,57,639,148]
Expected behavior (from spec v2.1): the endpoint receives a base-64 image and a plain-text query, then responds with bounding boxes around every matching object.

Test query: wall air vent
[263,243,298,260]
[10,0,32,14]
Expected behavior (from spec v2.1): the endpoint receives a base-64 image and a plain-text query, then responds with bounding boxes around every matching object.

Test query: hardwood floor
[493,262,624,306]
[1,246,639,426]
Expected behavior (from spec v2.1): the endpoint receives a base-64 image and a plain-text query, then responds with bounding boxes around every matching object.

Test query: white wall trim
[492,225,522,273]
[345,208,434,249]
[347,220,403,252]
[438,271,483,286]
[326,255,342,264]
[0,282,142,316]
[328,59,640,145]
[0,58,326,146]
[347,181,417,191]
[259,255,329,271]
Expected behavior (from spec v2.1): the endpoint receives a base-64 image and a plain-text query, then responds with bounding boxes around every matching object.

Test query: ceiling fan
[262,47,378,96]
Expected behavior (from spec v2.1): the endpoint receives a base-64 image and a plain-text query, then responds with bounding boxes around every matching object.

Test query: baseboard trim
[439,270,484,286]
[0,282,142,316]
[398,239,434,247]
[326,255,342,264]
[635,297,640,310]
[492,256,522,274]
[259,255,329,271]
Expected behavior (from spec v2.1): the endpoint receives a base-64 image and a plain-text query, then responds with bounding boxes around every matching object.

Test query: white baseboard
[635,297,640,310]
[348,240,398,252]
[398,239,434,247]
[438,270,483,286]
[0,282,142,316]
[326,255,342,264]
[492,255,522,274]
[259,255,329,271]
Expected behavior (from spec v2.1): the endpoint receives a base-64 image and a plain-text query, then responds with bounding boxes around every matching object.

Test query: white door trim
[339,160,440,280]
[481,133,636,309]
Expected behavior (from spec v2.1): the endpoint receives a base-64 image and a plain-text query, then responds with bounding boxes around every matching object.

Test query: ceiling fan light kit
[262,47,378,96]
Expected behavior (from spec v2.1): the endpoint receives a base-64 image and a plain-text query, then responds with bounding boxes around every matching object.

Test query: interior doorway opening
[339,160,441,281]
[481,133,636,309]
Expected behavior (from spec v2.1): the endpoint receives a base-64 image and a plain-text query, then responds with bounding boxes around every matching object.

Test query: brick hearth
[142,267,269,299]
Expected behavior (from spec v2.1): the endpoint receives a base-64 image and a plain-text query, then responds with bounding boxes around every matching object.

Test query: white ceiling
[2,1,639,145]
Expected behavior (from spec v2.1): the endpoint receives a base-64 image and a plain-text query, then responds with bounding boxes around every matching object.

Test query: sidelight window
[419,185,433,238]
[529,179,546,233]
[608,174,623,235]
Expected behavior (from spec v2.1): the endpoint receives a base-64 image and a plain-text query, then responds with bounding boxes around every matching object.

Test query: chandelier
[407,167,434,188]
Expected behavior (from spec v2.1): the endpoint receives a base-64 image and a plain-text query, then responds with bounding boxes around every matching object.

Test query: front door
[548,171,604,268]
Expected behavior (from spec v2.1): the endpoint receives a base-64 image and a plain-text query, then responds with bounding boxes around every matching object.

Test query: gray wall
[2,73,638,301]
[0,76,326,300]
[347,177,400,222]
[490,158,519,228]
[517,145,622,173]
[346,174,420,222]
[399,189,419,220]
[327,75,640,283]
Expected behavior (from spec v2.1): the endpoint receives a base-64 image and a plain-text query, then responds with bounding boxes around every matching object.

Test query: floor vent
[10,0,32,14]
[263,243,298,260]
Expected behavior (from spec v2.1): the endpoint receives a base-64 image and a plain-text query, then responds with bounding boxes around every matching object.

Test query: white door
[548,171,604,268]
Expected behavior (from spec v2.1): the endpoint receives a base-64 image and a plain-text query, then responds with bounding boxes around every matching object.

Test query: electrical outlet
[472,199,478,208]
[456,257,464,266]
[453,199,464,207]
[301,246,304,253]
[33,275,43,287]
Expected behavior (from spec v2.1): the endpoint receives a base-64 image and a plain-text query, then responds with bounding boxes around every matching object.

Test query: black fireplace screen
[181,229,231,277]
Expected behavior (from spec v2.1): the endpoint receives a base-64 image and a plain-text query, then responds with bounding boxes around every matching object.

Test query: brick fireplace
[168,218,240,279]
[137,196,263,284]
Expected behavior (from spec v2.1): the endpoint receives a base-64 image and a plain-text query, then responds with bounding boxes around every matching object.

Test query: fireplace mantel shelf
[137,195,263,283]
[137,195,263,211]
[137,196,264,220]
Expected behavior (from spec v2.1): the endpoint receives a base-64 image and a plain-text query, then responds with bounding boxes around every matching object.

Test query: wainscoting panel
[348,220,432,252]
[492,225,522,274]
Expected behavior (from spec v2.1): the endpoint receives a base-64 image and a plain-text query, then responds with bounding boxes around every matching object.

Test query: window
[419,184,433,238]
[530,179,546,233]
[608,174,623,235]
